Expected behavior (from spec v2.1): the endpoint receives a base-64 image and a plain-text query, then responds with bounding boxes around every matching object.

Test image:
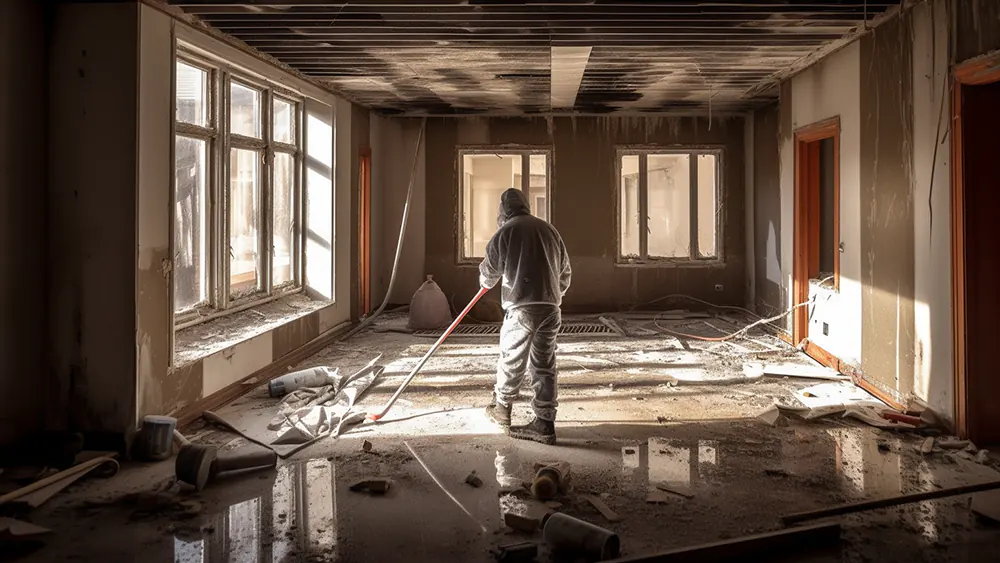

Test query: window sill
[173,292,329,369]
[615,259,726,269]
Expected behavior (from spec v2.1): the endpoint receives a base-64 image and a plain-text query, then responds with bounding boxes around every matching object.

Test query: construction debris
[0,455,119,507]
[655,484,695,499]
[747,362,850,381]
[757,405,788,427]
[920,437,936,455]
[492,541,538,563]
[465,471,484,488]
[542,512,620,561]
[349,479,391,495]
[580,494,624,523]
[175,442,276,492]
[0,518,50,542]
[972,490,1000,524]
[504,512,540,533]
[609,523,840,562]
[362,440,373,453]
[937,439,972,450]
[781,479,1000,526]
[531,461,570,500]
[975,450,991,464]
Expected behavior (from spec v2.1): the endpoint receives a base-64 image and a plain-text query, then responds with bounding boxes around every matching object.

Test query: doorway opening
[954,61,1000,445]
[792,117,840,345]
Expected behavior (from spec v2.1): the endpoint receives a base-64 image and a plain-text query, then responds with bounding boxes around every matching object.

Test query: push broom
[366,286,490,422]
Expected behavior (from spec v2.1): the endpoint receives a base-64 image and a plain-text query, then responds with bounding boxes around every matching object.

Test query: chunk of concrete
[503,513,540,533]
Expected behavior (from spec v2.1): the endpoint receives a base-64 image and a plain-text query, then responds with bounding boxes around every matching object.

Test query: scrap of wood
[607,522,841,562]
[0,518,51,541]
[655,484,695,499]
[760,363,850,381]
[580,494,624,522]
[0,455,118,506]
[13,456,120,509]
[781,479,1000,526]
[972,490,1000,523]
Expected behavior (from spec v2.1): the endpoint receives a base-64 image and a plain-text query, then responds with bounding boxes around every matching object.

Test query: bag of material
[407,275,453,330]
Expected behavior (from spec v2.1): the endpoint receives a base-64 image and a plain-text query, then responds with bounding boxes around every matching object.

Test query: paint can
[268,366,338,397]
[542,512,620,561]
[133,415,177,461]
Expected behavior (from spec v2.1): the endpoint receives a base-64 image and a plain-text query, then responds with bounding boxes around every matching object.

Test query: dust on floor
[19,315,1000,563]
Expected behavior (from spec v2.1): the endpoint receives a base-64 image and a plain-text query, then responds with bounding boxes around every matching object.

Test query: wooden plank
[781,480,1000,526]
[581,494,625,523]
[0,455,117,506]
[607,523,840,563]
[952,81,968,439]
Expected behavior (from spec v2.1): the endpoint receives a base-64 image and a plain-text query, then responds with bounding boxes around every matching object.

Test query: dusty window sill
[173,292,329,369]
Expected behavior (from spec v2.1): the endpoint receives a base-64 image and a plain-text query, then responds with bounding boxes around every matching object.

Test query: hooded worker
[479,188,572,445]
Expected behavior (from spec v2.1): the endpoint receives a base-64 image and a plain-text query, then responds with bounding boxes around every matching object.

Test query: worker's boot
[509,418,556,445]
[485,395,511,428]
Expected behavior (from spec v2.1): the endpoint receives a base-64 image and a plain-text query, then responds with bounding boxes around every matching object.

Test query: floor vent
[413,322,616,337]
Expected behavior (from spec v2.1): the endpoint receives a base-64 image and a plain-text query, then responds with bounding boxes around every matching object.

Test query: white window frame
[172,48,305,328]
[615,147,724,266]
[456,147,551,263]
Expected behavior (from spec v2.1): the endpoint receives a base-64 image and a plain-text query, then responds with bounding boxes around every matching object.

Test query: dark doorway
[957,80,1000,445]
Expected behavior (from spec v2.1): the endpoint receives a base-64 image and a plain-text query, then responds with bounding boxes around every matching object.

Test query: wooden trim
[792,116,841,342]
[800,339,906,412]
[358,148,372,317]
[951,81,968,438]
[955,50,1000,86]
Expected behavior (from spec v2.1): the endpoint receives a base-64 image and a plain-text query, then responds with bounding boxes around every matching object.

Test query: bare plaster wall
[859,13,916,404]
[48,2,139,437]
[751,103,785,326]
[955,0,1000,64]
[422,116,746,312]
[911,0,953,423]
[782,42,863,365]
[373,117,427,306]
[0,0,48,446]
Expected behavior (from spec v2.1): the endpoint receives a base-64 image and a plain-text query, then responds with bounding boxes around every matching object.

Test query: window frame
[172,48,305,327]
[456,146,552,264]
[615,146,725,266]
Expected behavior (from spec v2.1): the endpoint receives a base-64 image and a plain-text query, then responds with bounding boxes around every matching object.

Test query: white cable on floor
[342,118,427,340]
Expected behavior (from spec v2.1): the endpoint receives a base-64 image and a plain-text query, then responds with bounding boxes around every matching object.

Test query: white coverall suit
[479,189,572,422]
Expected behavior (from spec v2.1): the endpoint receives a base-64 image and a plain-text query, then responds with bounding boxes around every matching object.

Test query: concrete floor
[14,315,1000,562]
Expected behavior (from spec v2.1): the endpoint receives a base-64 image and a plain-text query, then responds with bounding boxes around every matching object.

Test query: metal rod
[781,479,1000,526]
[368,286,489,421]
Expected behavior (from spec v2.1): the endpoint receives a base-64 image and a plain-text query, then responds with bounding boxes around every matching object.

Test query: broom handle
[368,286,490,421]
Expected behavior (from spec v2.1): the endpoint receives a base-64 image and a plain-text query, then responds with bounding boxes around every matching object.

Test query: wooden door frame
[951,52,1000,438]
[792,116,841,344]
[358,147,372,317]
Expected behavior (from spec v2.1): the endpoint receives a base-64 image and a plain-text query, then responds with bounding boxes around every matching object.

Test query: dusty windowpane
[647,154,690,258]
[619,155,640,258]
[175,61,208,127]
[273,152,295,287]
[697,154,718,258]
[230,148,260,295]
[273,98,295,144]
[174,136,208,311]
[230,82,261,139]
[462,153,522,258]
[528,154,548,222]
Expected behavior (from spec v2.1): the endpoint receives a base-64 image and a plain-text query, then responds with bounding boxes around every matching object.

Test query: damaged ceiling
[168,1,899,114]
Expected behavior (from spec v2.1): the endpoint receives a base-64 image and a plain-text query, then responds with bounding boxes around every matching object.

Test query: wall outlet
[822,322,830,336]
[714,284,724,292]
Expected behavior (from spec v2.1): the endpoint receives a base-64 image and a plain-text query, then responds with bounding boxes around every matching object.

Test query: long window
[173,53,303,323]
[458,148,550,260]
[618,149,721,263]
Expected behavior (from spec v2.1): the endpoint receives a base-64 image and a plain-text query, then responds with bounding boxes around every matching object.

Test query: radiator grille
[413,322,615,337]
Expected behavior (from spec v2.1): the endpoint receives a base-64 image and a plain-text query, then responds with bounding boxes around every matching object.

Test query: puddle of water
[622,438,719,501]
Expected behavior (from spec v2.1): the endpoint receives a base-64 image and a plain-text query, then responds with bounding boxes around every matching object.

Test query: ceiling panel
[168,1,899,114]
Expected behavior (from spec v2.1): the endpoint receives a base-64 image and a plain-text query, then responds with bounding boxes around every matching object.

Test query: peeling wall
[751,103,785,325]
[48,2,140,438]
[419,116,746,312]
[372,118,427,305]
[859,12,916,403]
[955,0,1000,64]
[911,0,953,423]
[0,0,48,446]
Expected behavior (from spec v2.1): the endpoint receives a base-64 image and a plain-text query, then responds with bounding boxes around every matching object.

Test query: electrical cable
[650,276,834,342]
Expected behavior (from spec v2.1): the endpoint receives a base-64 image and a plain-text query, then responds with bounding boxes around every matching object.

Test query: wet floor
[17,319,1000,562]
